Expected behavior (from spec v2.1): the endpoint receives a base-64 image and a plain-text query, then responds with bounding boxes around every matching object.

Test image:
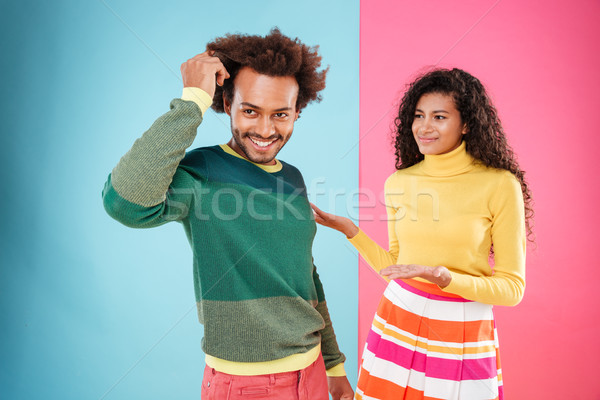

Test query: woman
[312,68,533,400]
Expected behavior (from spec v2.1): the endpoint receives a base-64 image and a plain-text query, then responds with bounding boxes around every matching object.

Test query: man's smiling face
[225,67,300,165]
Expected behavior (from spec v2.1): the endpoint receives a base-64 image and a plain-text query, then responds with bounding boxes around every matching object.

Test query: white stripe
[361,347,414,388]
[455,377,500,400]
[386,280,494,322]
[423,375,460,399]
[420,375,499,400]
[461,351,498,360]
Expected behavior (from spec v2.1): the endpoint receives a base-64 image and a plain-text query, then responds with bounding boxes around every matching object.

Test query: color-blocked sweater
[102,98,345,375]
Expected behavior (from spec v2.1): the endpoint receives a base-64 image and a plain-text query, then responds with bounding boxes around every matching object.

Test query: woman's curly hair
[206,28,328,113]
[394,68,534,242]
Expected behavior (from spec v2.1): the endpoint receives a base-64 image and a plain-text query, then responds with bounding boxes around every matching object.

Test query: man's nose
[256,117,275,137]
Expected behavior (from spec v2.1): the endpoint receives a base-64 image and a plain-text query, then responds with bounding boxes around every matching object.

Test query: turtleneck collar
[420,141,476,177]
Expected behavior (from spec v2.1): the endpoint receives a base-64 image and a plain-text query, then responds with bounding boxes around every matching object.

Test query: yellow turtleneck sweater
[349,141,526,306]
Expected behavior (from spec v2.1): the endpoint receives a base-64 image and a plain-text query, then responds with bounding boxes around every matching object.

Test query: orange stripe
[358,366,451,400]
[372,318,496,356]
[357,368,407,399]
[405,386,428,399]
[377,294,495,343]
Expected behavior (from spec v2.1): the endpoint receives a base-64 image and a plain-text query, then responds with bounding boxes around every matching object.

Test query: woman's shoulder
[471,162,519,182]
[470,164,522,205]
[383,164,427,193]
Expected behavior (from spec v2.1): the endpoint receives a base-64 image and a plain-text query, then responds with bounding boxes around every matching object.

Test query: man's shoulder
[180,144,235,170]
[278,159,302,175]
[181,145,223,164]
[278,159,306,183]
[176,145,231,181]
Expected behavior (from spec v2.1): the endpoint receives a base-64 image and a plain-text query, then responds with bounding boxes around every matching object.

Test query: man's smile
[249,136,277,148]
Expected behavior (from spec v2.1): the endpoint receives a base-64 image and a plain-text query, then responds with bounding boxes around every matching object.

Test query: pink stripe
[396,280,470,303]
[366,330,497,381]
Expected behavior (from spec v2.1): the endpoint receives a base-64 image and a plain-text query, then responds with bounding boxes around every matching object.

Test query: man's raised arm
[102,52,228,226]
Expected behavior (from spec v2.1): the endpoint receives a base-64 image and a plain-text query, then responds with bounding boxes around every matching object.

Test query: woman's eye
[434,115,446,120]
[414,114,424,119]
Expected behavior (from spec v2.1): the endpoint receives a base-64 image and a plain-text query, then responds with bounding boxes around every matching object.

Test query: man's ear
[223,92,231,116]
[295,109,301,121]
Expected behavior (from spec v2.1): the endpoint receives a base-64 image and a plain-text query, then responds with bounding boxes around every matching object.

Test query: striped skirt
[355,279,503,400]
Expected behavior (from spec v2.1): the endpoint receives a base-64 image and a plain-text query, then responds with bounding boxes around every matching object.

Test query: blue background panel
[0,1,359,399]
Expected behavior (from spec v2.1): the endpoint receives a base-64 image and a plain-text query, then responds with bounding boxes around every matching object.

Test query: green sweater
[102,99,345,373]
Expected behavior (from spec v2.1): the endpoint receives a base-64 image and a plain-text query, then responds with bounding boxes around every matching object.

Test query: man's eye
[243,109,256,115]
[275,113,288,118]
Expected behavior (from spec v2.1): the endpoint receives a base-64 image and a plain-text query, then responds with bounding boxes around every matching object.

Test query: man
[103,28,353,400]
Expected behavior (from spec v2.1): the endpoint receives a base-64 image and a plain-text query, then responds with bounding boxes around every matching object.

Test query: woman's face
[412,92,467,155]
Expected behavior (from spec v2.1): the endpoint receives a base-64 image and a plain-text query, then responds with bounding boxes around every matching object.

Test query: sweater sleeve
[312,265,346,375]
[347,177,399,273]
[102,98,204,227]
[442,172,526,306]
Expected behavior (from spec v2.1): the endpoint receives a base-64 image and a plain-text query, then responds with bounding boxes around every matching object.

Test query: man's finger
[216,67,230,87]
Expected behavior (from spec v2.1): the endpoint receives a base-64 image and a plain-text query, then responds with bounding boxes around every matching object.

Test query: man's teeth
[250,137,274,147]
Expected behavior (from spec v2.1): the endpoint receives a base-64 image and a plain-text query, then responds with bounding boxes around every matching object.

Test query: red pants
[201,354,329,400]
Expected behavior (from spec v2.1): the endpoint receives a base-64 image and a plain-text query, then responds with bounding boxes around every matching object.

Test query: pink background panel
[358,0,600,398]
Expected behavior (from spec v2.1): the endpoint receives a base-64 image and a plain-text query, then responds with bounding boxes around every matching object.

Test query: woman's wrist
[432,266,452,288]
[344,222,359,239]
